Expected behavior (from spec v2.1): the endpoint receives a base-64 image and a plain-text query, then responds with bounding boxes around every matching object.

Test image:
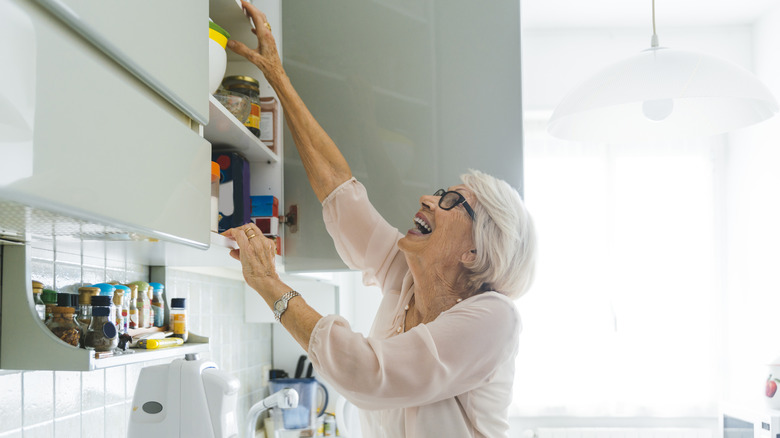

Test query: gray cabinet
[280,0,524,271]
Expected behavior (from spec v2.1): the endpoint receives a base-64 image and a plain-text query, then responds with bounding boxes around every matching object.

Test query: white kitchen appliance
[721,402,780,438]
[128,353,240,438]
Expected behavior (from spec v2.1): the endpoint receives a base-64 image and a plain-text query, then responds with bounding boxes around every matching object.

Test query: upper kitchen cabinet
[280,0,525,271]
[31,0,209,124]
[0,0,211,248]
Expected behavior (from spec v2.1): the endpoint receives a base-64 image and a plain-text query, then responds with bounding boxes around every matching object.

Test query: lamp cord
[651,0,659,47]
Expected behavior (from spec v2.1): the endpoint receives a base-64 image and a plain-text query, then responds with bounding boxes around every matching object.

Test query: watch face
[274,300,285,311]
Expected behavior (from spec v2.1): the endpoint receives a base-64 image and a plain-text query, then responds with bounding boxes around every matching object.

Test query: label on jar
[173,313,186,336]
[129,309,138,329]
[245,103,260,130]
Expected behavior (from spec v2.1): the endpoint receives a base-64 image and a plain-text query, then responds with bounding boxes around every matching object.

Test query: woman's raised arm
[227,1,352,202]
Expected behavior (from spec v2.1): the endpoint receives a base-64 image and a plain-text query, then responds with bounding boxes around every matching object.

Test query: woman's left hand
[224,223,280,293]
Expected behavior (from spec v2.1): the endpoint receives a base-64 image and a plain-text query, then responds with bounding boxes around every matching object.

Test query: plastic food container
[208,21,230,94]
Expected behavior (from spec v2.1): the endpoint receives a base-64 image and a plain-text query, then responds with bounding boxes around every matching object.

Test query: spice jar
[46,306,82,347]
[222,75,261,137]
[171,298,188,342]
[211,161,221,233]
[84,306,118,352]
[32,281,45,320]
[113,285,130,334]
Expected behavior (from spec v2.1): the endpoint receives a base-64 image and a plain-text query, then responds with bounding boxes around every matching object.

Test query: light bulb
[642,99,674,121]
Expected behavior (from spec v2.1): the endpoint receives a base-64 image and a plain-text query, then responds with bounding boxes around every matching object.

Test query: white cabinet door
[0,0,211,248]
[32,0,209,124]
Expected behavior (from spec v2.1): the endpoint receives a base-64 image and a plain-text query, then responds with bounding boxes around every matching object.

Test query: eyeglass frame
[434,189,476,221]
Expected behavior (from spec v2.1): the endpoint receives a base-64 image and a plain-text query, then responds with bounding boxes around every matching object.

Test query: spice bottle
[77,287,100,334]
[127,284,139,330]
[91,283,117,324]
[170,298,188,342]
[84,306,118,352]
[32,281,46,320]
[42,289,58,321]
[113,285,130,334]
[46,306,82,347]
[222,75,261,137]
[149,282,165,328]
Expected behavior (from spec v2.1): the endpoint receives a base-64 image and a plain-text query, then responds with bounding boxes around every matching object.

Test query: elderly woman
[225,3,537,437]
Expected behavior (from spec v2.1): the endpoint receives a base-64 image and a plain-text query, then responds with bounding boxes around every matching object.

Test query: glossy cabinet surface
[32,0,209,124]
[0,0,211,249]
[281,0,524,271]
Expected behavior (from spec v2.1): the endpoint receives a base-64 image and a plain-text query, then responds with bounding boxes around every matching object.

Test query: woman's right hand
[226,1,283,80]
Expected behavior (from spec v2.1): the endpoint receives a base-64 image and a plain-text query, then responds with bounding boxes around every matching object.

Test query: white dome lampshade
[547,46,779,143]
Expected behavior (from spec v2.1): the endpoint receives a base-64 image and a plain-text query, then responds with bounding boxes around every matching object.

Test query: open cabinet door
[281,0,524,271]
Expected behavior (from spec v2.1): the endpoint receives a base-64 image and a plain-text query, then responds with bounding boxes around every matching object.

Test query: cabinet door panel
[0,0,211,247]
[33,0,208,124]
[282,0,524,271]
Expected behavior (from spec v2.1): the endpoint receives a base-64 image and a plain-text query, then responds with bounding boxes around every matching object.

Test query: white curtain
[513,117,724,417]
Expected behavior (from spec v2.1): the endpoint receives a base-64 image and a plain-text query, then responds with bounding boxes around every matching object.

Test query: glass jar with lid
[45,306,82,347]
[221,75,261,137]
[84,306,118,352]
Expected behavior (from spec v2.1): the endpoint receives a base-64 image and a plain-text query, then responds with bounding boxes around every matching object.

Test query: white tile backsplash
[0,247,273,437]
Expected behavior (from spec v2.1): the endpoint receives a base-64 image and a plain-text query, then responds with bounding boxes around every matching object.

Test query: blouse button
[404,304,409,310]
[397,326,402,333]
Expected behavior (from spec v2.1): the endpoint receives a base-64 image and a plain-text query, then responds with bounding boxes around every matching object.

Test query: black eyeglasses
[434,189,475,221]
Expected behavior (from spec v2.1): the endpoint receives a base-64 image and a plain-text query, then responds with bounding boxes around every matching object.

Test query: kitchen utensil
[128,354,240,437]
[295,355,307,379]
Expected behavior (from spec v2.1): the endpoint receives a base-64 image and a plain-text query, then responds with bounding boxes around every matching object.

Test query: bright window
[512,117,724,417]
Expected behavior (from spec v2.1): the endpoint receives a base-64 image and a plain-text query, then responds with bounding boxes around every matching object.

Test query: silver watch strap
[275,290,300,322]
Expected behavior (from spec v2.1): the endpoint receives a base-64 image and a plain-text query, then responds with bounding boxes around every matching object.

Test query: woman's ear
[461,249,477,264]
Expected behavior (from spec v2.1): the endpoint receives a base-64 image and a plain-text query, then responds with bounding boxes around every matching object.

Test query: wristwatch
[273,290,300,322]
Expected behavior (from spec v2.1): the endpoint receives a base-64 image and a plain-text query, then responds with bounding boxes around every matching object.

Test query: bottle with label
[170,298,188,342]
[127,285,138,330]
[112,286,128,334]
[149,282,165,328]
[32,281,45,320]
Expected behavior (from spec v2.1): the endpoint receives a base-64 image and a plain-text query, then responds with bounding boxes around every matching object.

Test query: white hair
[461,169,537,299]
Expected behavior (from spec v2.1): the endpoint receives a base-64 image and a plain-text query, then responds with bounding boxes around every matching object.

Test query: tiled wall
[0,240,273,438]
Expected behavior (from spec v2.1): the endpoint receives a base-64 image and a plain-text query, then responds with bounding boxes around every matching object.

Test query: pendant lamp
[547,0,779,143]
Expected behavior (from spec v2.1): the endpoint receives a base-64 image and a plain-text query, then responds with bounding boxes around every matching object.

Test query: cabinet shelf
[205,95,279,163]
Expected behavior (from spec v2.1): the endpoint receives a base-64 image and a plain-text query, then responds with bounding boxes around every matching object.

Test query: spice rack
[0,244,209,371]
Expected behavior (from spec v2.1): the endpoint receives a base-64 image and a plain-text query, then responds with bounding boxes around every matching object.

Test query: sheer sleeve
[322,178,408,292]
[307,292,521,410]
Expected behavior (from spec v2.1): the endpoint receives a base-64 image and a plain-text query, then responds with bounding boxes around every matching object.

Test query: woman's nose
[420,195,437,210]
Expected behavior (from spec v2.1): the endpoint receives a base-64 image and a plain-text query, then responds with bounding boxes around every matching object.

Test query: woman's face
[398,184,477,264]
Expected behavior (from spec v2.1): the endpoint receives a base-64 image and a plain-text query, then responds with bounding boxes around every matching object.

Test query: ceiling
[522,0,780,29]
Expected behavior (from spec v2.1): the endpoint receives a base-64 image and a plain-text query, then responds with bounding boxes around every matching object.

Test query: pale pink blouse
[307,178,521,438]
